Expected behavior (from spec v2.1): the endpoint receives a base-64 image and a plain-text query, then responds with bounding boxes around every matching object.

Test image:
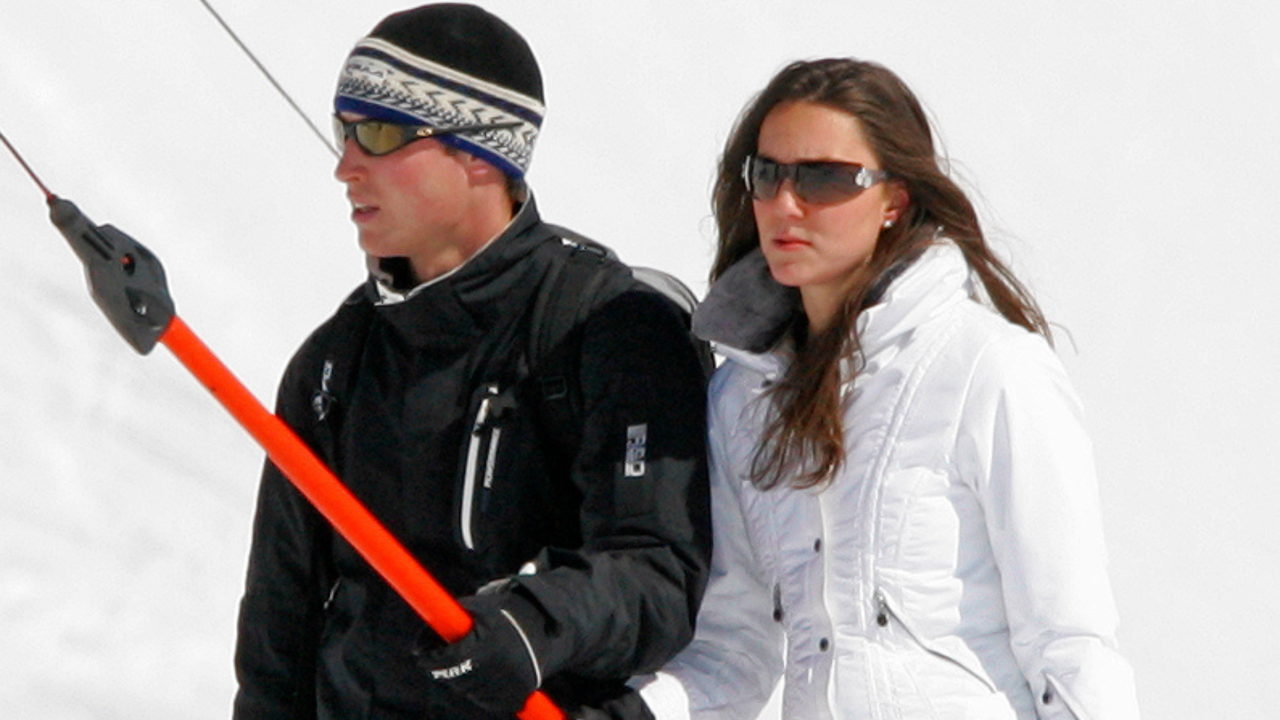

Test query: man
[232,5,711,720]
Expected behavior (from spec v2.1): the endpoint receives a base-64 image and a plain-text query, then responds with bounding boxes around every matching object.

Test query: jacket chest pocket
[454,378,576,569]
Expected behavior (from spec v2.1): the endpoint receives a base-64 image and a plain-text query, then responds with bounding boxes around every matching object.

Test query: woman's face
[753,101,902,328]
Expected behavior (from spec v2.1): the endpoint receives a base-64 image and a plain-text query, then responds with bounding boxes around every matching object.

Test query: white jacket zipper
[875,588,997,693]
[460,384,500,551]
[1042,672,1085,720]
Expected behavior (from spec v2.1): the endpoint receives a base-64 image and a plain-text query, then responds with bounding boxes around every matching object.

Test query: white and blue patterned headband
[335,37,544,178]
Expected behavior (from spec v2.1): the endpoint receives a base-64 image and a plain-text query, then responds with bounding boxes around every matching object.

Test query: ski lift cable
[195,0,340,159]
[0,129,54,201]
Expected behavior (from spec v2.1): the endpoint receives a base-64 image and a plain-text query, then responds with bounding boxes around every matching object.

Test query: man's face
[334,113,483,282]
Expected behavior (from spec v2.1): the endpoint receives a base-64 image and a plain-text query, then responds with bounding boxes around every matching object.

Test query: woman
[645,59,1140,719]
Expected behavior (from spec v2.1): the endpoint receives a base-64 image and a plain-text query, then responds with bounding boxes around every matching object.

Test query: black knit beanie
[335,4,544,178]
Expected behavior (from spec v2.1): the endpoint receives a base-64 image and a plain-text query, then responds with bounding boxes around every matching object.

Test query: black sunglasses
[333,116,522,157]
[742,155,890,205]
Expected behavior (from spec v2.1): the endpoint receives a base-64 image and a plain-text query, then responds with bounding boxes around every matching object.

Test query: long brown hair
[713,58,1050,490]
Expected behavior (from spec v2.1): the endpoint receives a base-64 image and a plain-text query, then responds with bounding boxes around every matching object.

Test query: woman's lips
[771,235,811,250]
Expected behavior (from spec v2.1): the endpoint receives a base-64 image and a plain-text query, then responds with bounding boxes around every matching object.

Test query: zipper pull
[487,390,518,423]
[874,589,889,627]
[471,384,500,434]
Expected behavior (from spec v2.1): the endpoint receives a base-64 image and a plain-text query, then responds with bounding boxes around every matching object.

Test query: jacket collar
[692,249,799,355]
[855,241,972,359]
[694,240,973,373]
[364,195,553,349]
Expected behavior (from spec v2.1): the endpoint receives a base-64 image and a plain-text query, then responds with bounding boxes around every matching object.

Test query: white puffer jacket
[641,242,1139,720]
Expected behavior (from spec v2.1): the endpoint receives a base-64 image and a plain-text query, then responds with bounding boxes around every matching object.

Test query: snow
[2,1,1278,719]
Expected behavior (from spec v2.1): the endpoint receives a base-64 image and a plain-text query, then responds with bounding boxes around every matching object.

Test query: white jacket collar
[856,241,972,358]
[697,240,973,375]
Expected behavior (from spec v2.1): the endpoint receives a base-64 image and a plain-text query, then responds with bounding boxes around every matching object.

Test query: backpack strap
[518,224,714,460]
[519,226,638,459]
[527,225,629,372]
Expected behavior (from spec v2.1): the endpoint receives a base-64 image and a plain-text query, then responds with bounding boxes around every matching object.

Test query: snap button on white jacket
[641,242,1140,720]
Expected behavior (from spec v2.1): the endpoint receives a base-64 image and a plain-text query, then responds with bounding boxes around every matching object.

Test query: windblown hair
[712,58,1050,490]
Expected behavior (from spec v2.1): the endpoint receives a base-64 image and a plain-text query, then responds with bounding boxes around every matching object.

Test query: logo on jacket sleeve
[625,423,648,477]
[312,359,336,421]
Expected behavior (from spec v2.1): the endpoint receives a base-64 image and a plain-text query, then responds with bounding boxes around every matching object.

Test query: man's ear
[462,153,506,187]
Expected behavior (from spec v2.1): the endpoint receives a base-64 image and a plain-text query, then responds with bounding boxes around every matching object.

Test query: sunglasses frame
[333,116,522,157]
[742,154,891,205]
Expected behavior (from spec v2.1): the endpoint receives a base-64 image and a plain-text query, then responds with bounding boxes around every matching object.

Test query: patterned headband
[335,37,544,178]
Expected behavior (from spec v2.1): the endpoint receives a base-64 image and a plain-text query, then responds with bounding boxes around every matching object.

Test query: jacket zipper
[1041,673,1083,720]
[460,384,500,551]
[874,588,998,693]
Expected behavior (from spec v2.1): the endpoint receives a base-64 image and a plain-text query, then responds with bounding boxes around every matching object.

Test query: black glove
[571,688,656,720]
[415,590,549,717]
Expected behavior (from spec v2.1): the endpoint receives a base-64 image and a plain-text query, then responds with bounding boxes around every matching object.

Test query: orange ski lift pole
[3,130,564,720]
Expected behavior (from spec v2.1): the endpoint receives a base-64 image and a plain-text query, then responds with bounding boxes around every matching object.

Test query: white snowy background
[2,1,1277,718]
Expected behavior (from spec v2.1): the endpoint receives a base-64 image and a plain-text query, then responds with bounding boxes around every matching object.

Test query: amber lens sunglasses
[333,116,521,157]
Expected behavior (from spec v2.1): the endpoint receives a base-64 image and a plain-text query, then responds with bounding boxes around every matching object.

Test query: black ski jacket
[232,199,711,720]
